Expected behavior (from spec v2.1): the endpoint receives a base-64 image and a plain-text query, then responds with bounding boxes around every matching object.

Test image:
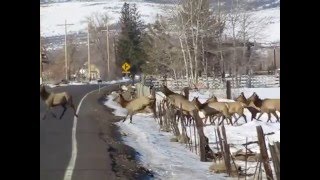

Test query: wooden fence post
[151,87,157,118]
[191,109,207,162]
[221,125,232,176]
[256,126,274,180]
[217,127,224,156]
[269,142,280,180]
[226,80,231,99]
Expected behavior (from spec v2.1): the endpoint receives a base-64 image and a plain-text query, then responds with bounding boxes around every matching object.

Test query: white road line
[63,86,107,180]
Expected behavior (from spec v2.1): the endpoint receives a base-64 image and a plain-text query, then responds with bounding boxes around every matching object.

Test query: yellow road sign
[122,62,131,72]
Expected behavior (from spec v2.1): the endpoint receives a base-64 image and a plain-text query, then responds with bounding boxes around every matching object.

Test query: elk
[159,85,197,124]
[40,84,78,120]
[208,96,247,124]
[192,97,232,125]
[235,92,260,121]
[247,92,280,122]
[122,95,156,123]
[191,97,220,124]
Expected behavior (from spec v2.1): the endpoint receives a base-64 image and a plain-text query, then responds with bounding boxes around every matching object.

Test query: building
[77,63,100,81]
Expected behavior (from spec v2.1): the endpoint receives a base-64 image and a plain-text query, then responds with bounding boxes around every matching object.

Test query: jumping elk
[40,84,78,120]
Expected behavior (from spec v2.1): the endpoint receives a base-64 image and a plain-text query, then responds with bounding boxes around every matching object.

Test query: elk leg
[129,114,133,123]
[271,111,280,122]
[256,112,264,121]
[48,106,57,118]
[123,113,129,122]
[251,110,258,121]
[70,103,78,118]
[228,116,233,126]
[42,109,49,120]
[58,105,67,119]
[267,113,272,123]
[42,107,53,120]
[242,114,247,123]
[50,110,57,119]
[219,116,225,125]
[233,114,240,125]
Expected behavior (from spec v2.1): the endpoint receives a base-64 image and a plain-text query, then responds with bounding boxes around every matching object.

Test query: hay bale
[170,137,179,142]
[178,134,190,144]
[209,160,239,176]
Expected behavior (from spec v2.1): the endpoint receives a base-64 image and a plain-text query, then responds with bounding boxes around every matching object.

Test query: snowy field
[40,0,168,37]
[40,1,279,44]
[105,87,280,179]
[224,7,280,44]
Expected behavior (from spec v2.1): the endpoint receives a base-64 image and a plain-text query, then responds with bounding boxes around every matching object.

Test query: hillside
[40,0,280,49]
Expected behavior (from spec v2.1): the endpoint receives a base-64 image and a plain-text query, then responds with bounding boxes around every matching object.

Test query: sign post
[97,78,102,92]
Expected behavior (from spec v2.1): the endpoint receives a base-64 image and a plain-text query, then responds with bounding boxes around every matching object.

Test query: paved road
[40,84,119,180]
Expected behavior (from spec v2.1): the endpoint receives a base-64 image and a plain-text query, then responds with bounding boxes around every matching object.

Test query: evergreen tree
[116,2,145,75]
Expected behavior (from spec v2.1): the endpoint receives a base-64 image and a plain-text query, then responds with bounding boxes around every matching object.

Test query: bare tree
[85,13,117,80]
[168,0,224,84]
[142,17,183,79]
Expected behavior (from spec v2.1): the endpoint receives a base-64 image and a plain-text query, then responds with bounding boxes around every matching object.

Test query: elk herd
[112,84,280,126]
[158,85,280,126]
[40,83,280,125]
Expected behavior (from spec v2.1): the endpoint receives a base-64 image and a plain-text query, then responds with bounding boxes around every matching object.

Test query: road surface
[40,84,117,180]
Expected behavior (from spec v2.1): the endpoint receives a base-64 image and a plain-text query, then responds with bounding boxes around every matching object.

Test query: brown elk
[122,95,156,123]
[191,97,221,125]
[192,97,232,125]
[159,85,197,121]
[208,95,247,124]
[247,92,280,122]
[40,84,78,120]
[235,92,260,121]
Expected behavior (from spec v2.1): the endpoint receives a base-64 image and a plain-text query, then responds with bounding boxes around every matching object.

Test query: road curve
[40,84,117,180]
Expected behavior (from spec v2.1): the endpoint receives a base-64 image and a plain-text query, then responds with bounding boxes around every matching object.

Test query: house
[77,63,101,81]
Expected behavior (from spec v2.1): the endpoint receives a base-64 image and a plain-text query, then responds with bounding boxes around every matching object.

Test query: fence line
[148,75,279,90]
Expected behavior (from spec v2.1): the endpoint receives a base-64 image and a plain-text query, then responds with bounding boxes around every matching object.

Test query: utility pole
[40,28,42,84]
[102,25,110,78]
[273,47,277,74]
[87,24,91,81]
[57,20,74,81]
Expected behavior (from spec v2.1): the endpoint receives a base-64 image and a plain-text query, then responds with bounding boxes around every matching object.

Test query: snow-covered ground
[40,0,167,37]
[223,7,280,44]
[40,1,279,44]
[44,78,130,88]
[105,87,280,179]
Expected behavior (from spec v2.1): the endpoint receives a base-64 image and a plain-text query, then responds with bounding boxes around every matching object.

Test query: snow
[105,94,227,179]
[41,1,279,45]
[105,87,280,179]
[40,0,167,37]
[43,78,130,88]
[223,7,280,44]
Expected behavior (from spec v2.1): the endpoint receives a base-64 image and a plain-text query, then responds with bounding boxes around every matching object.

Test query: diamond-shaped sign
[122,62,131,72]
